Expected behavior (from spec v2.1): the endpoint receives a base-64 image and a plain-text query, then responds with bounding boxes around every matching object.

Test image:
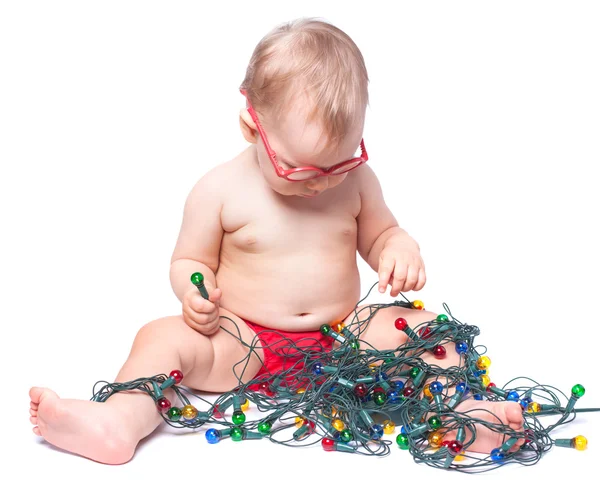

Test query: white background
[2,1,599,485]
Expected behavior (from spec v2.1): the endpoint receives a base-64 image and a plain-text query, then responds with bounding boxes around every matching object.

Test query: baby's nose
[306,177,329,191]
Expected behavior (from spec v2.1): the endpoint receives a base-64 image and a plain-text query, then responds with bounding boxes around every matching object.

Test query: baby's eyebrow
[281,156,340,170]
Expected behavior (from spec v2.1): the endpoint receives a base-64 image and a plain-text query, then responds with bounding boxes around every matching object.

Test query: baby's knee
[134,315,188,345]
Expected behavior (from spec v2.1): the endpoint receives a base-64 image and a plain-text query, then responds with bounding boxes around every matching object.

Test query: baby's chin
[268,184,309,198]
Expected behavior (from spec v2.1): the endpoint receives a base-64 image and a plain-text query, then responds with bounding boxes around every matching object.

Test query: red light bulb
[157,397,171,412]
[260,382,275,397]
[169,370,184,384]
[433,345,446,358]
[524,428,534,444]
[395,318,408,331]
[212,405,224,419]
[448,440,463,456]
[354,383,368,397]
[403,386,415,397]
[322,438,335,451]
[419,327,432,339]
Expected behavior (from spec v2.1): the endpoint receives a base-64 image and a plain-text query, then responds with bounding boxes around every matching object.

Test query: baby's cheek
[330,173,348,187]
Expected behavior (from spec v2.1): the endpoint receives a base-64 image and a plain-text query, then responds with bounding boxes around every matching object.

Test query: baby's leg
[342,305,524,454]
[29,310,262,464]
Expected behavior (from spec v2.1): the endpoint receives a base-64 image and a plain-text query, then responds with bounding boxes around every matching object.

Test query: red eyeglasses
[241,89,368,181]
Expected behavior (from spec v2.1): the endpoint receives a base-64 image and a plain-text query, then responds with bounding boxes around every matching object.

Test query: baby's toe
[32,426,41,436]
[30,414,38,425]
[505,402,524,428]
[30,407,38,418]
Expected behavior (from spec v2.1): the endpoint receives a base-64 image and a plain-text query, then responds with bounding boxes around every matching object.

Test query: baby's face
[251,95,365,198]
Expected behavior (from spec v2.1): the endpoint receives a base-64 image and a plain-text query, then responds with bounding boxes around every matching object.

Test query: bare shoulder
[187,150,249,202]
[351,163,380,195]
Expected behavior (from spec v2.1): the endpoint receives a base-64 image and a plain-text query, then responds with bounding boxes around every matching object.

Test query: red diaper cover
[243,319,333,390]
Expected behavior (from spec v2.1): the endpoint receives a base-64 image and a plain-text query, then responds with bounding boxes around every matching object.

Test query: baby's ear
[239,109,258,143]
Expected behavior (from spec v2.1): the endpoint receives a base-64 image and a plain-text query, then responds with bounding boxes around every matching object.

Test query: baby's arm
[356,165,425,294]
[170,168,224,302]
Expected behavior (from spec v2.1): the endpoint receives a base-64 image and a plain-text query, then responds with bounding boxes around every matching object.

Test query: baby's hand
[378,236,426,297]
[182,285,222,335]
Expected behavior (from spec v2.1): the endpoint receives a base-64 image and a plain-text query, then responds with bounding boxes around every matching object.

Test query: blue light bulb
[455,341,468,354]
[205,428,220,444]
[490,447,505,462]
[473,394,483,400]
[370,424,384,440]
[429,381,443,395]
[392,380,405,390]
[312,362,323,375]
[455,382,467,393]
[506,391,519,402]
[388,390,401,403]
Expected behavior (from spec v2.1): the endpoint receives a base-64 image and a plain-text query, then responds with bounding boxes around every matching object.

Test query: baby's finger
[415,267,427,291]
[403,265,419,292]
[202,321,221,336]
[192,295,217,314]
[208,288,222,304]
[378,258,395,293]
[185,305,213,327]
[390,264,407,297]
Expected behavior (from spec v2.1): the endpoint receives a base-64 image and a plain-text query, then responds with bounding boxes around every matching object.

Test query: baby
[29,18,524,464]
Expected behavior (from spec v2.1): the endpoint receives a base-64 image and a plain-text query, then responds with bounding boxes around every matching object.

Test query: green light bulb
[436,314,449,322]
[231,426,243,441]
[258,421,272,435]
[572,384,585,398]
[190,272,203,285]
[339,429,353,443]
[410,367,420,379]
[428,416,442,430]
[232,411,246,425]
[320,324,331,336]
[396,433,410,450]
[373,391,386,406]
[167,407,181,421]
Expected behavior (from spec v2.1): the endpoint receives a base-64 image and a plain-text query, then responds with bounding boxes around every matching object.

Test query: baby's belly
[216,250,361,331]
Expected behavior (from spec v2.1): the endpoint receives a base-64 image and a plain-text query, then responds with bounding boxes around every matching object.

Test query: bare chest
[220,185,361,255]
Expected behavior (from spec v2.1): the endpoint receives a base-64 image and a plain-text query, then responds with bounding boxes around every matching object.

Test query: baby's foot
[446,399,525,454]
[29,387,137,464]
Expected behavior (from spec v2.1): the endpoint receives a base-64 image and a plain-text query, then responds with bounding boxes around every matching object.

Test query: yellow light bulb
[295,416,304,428]
[423,384,433,400]
[454,451,466,461]
[331,406,338,416]
[332,320,346,333]
[181,404,198,420]
[296,388,306,395]
[383,420,396,434]
[428,431,444,448]
[527,402,541,413]
[240,399,249,411]
[412,300,425,310]
[332,419,345,431]
[574,435,588,451]
[481,374,491,387]
[476,356,491,370]
[369,363,378,372]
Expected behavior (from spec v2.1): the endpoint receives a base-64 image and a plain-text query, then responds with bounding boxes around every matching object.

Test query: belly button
[297,313,310,317]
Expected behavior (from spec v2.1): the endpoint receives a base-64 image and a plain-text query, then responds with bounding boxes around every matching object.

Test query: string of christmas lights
[90,277,599,471]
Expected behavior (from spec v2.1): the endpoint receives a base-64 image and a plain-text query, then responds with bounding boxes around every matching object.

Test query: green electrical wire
[90,281,599,471]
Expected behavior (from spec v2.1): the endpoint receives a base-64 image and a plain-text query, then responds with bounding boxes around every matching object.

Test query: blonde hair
[240,18,369,149]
